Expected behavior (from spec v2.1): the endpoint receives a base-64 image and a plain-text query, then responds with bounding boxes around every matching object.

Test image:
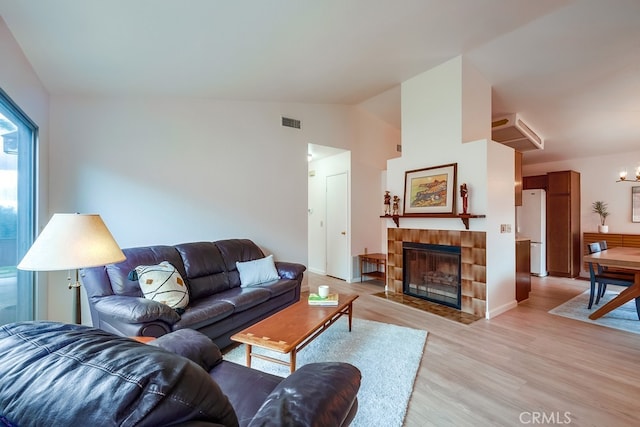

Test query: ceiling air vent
[491,113,544,151]
[281,116,301,129]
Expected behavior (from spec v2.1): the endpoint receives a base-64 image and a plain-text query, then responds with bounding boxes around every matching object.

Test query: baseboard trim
[307,267,326,275]
[487,300,518,319]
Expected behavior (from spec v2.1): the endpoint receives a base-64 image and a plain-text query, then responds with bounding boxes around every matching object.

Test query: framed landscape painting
[403,163,457,215]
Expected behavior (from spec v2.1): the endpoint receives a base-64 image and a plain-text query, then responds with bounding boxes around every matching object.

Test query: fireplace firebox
[402,242,461,309]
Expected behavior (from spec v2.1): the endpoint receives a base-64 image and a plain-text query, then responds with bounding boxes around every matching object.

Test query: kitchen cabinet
[546,170,581,277]
[516,238,531,302]
[523,174,548,190]
[515,151,523,206]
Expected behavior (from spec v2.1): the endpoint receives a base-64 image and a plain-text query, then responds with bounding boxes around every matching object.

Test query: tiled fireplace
[403,242,462,309]
[387,228,486,317]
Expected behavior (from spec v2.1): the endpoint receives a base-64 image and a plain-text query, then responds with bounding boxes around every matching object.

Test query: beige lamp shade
[17,213,126,271]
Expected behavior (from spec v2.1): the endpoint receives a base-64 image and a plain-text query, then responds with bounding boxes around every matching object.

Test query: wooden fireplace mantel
[380,213,486,230]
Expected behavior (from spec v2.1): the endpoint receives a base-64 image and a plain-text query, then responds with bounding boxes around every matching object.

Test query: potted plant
[592,201,609,233]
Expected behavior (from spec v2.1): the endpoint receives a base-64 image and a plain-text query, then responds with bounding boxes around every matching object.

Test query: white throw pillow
[236,254,280,287]
[134,261,189,309]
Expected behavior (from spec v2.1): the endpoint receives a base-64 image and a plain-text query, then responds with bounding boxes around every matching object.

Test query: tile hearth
[372,290,481,325]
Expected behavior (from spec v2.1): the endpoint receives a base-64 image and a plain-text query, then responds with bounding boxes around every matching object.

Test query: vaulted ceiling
[1,0,639,165]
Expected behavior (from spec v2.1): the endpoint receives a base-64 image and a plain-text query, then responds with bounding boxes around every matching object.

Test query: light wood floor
[307,273,640,427]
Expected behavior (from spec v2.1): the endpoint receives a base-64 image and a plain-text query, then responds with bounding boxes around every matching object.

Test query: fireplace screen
[403,242,461,309]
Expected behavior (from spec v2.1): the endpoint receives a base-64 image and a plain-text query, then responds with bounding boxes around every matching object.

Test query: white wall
[350,107,400,272]
[388,57,493,224]
[307,106,400,281]
[386,56,516,318]
[0,17,51,321]
[48,95,398,320]
[462,57,492,144]
[49,96,308,261]
[486,141,517,315]
[523,149,640,276]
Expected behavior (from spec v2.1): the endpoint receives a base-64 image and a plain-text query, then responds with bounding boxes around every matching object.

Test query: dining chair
[586,242,634,309]
[594,240,636,304]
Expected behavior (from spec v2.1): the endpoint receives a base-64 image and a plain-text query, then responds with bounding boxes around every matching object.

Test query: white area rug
[549,290,640,334]
[224,318,427,427]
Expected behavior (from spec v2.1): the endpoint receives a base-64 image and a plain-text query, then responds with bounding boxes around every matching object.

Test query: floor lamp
[17,213,126,324]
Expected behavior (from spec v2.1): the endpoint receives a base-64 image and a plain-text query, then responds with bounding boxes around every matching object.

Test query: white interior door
[326,172,348,280]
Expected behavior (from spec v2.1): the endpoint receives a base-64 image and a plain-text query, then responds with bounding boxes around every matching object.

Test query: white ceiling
[1,0,639,166]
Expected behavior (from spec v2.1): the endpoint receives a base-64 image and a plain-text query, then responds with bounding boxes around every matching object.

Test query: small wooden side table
[359,253,386,282]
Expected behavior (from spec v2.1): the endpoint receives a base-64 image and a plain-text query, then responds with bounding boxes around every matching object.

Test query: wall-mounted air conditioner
[491,113,544,151]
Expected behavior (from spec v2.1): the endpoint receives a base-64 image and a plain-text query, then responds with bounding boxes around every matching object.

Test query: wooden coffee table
[230,293,359,373]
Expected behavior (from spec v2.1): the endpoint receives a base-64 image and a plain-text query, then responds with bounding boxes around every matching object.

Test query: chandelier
[617,166,640,182]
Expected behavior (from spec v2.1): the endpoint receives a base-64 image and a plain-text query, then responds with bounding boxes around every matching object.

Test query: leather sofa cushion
[215,239,266,287]
[176,242,230,299]
[174,297,235,330]
[248,362,361,427]
[0,322,238,427]
[214,287,271,313]
[149,328,222,371]
[209,361,283,426]
[252,278,299,298]
[94,295,181,324]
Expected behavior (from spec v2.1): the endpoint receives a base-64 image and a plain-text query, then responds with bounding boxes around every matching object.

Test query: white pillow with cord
[131,261,189,310]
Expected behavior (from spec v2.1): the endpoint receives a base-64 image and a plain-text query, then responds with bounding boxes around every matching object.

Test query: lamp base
[68,269,82,324]
[73,284,81,324]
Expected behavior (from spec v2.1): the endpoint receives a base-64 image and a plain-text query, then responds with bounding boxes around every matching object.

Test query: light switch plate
[500,224,512,233]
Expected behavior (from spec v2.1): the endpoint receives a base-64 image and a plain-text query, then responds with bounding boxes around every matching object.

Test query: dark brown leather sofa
[0,322,361,426]
[82,239,305,349]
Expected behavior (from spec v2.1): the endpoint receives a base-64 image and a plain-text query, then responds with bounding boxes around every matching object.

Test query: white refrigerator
[516,189,548,277]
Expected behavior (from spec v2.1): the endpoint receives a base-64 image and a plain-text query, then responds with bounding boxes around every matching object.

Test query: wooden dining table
[583,247,640,320]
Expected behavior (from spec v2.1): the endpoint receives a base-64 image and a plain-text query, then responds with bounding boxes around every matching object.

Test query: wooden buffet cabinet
[583,232,640,249]
[582,232,640,271]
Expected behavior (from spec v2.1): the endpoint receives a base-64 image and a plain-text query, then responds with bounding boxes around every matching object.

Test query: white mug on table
[318,285,329,298]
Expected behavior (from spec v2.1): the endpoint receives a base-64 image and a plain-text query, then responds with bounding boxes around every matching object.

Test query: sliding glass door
[0,88,36,325]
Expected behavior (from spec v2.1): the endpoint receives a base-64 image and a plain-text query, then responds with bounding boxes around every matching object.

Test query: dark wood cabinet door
[545,170,581,277]
[546,194,571,276]
[516,240,531,302]
[523,174,547,190]
[547,171,572,194]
